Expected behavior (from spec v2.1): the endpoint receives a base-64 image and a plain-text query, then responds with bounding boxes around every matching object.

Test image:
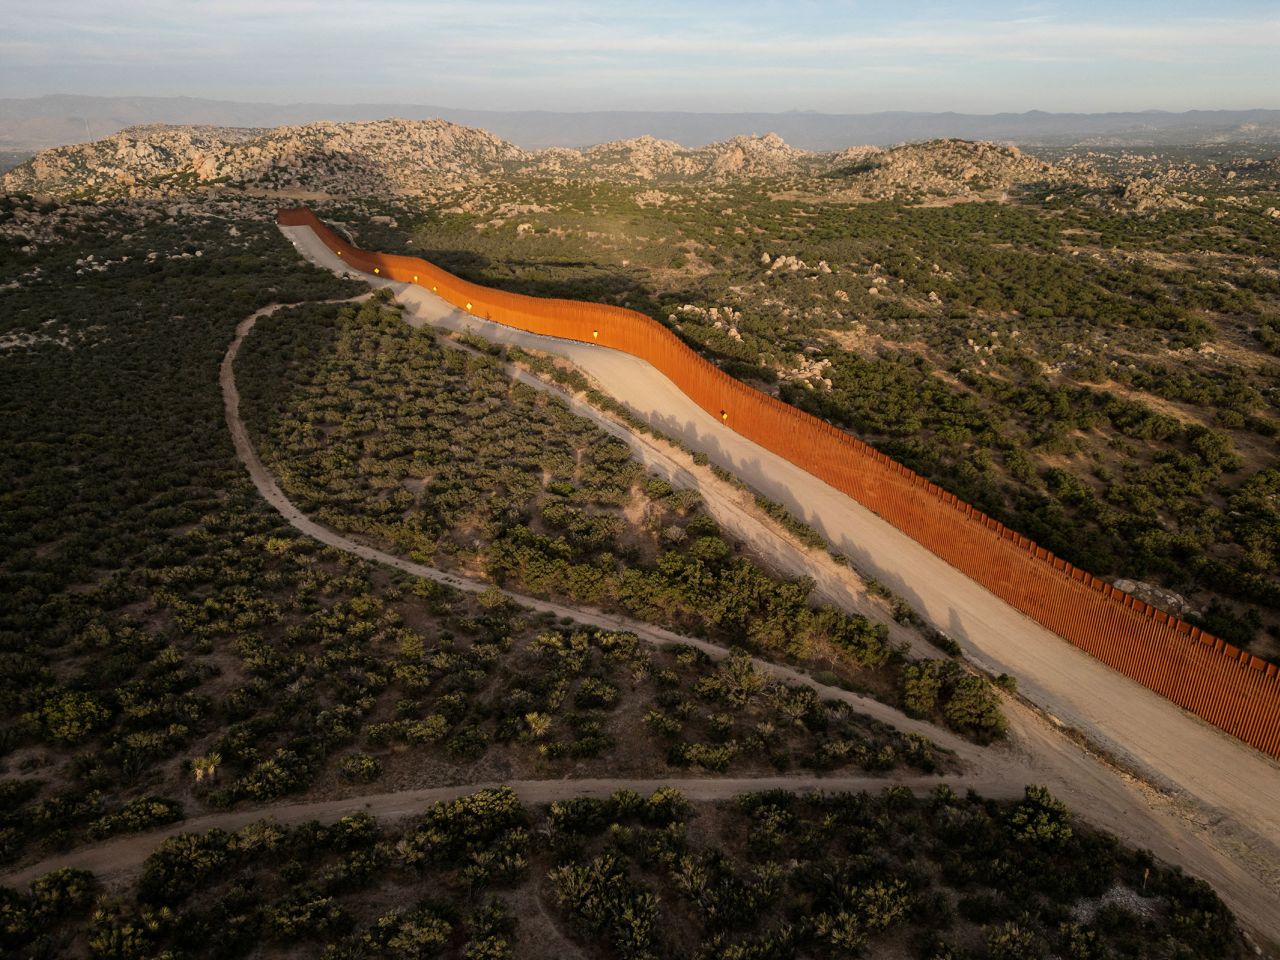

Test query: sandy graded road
[2,773,1012,889]
[280,223,1280,949]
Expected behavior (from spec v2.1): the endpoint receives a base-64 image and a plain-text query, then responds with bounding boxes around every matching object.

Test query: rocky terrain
[530,131,824,181]
[829,138,1108,199]
[0,119,526,198]
[4,117,1098,200]
[8,117,1276,220]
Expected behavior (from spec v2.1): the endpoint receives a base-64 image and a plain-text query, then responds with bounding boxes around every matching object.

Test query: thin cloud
[1,2,1276,111]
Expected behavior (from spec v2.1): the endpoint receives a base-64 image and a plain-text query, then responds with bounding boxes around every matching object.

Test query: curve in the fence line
[277,206,1280,760]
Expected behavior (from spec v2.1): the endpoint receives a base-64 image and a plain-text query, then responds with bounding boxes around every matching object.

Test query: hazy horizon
[2,1,1278,114]
[10,93,1280,117]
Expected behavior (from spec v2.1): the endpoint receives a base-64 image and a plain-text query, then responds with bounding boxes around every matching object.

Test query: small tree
[901,660,943,717]
[942,675,1007,742]
[1007,785,1072,849]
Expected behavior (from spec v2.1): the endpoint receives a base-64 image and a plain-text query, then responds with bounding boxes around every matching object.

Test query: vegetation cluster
[1,785,1245,959]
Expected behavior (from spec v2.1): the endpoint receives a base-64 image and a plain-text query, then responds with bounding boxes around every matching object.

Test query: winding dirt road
[2,773,1011,889]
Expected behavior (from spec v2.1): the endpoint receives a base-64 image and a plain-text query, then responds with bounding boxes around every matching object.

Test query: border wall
[278,206,1280,759]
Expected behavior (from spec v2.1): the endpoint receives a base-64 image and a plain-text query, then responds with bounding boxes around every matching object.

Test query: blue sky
[2,0,1277,112]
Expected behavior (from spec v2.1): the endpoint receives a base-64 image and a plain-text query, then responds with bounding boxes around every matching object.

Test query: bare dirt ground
[276,224,1280,951]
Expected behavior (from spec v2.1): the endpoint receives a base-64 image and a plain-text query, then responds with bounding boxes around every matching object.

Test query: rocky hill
[3,119,1118,201]
[0,120,857,197]
[1,119,527,198]
[827,138,1104,199]
[530,132,823,181]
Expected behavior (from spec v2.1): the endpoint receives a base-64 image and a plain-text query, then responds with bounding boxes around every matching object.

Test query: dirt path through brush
[1,773,1011,888]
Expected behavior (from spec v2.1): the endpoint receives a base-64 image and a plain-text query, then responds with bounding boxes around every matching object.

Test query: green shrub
[1007,785,1072,849]
[88,797,183,840]
[901,661,943,718]
[339,754,383,783]
[39,692,111,743]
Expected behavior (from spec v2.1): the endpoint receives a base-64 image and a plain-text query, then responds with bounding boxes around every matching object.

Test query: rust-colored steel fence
[278,206,1280,759]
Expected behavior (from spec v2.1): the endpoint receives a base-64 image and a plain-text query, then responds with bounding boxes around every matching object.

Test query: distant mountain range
[3,95,1280,152]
